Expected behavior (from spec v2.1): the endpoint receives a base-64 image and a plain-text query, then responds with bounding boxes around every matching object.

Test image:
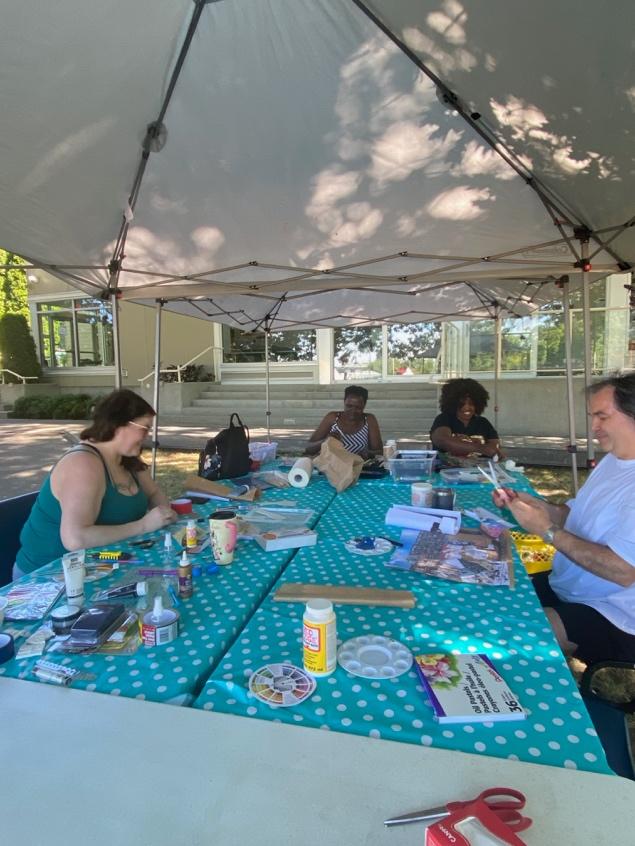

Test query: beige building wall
[27,274,214,388]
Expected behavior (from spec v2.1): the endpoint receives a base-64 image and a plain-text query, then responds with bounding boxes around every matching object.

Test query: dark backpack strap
[229,413,249,443]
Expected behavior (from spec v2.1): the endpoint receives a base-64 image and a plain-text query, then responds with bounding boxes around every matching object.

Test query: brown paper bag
[313,437,364,492]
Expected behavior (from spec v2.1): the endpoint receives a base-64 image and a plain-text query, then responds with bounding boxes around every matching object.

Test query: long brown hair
[81,389,155,472]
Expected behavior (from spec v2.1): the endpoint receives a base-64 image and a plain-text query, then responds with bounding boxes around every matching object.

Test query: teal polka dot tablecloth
[0,478,336,705]
[193,477,612,775]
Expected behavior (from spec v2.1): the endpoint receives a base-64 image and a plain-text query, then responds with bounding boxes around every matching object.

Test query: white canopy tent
[1,0,633,481]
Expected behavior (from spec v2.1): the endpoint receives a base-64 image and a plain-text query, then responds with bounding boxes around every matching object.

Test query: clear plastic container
[386,450,437,482]
[249,442,278,463]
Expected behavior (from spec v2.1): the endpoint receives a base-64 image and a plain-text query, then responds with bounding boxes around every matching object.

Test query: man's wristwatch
[542,524,559,545]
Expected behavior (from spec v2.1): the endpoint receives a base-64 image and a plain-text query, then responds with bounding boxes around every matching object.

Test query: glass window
[387,322,441,376]
[469,317,532,372]
[334,327,382,381]
[35,298,114,368]
[222,328,316,363]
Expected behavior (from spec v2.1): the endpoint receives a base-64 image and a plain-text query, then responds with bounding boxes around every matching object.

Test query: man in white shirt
[494,373,635,665]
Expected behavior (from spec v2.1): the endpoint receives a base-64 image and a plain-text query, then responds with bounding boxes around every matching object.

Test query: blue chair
[0,491,38,586]
[581,661,635,780]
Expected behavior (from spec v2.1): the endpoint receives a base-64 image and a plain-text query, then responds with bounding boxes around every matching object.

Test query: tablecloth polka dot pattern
[193,477,611,774]
[0,479,337,705]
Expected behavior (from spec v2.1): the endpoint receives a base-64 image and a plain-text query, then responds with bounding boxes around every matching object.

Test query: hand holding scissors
[384,786,532,832]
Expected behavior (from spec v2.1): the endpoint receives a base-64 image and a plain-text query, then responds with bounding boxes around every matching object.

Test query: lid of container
[305,598,333,619]
[50,604,83,622]
[136,581,148,596]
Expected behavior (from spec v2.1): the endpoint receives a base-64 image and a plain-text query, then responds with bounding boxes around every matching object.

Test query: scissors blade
[384,804,448,827]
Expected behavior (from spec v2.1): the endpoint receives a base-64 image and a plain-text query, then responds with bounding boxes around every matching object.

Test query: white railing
[0,369,39,384]
[138,345,222,384]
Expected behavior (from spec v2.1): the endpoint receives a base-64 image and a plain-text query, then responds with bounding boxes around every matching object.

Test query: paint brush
[477,464,502,491]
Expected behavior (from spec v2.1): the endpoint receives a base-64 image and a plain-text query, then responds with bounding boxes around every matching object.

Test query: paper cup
[411,482,433,507]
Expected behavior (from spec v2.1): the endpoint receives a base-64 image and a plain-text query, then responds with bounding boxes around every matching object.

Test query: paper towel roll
[289,457,312,488]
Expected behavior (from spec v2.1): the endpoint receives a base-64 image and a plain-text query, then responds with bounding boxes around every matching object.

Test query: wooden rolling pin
[273,583,416,608]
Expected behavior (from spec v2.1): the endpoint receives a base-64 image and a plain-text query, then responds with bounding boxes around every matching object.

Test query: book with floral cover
[414,653,525,723]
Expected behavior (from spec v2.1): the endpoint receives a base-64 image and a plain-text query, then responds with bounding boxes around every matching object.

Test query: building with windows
[12,269,634,438]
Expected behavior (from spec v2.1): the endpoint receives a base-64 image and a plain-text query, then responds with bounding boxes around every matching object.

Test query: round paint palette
[344,536,393,556]
[337,635,413,679]
[248,663,316,707]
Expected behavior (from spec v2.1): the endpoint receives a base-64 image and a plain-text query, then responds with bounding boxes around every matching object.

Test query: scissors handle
[446,787,531,833]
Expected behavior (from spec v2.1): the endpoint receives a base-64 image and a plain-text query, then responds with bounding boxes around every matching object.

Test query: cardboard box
[255,528,317,552]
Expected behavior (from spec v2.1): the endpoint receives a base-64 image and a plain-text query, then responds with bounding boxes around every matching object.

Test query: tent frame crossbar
[350,0,631,274]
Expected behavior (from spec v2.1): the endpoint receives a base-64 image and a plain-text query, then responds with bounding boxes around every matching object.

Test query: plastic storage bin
[386,450,437,482]
[249,441,278,464]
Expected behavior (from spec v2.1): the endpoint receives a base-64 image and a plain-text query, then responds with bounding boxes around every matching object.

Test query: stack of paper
[385,505,460,535]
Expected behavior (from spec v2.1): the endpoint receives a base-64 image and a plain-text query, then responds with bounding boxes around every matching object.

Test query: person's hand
[142,505,178,534]
[492,486,518,509]
[507,497,552,537]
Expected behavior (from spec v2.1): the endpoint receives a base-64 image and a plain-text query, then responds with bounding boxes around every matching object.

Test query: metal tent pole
[561,279,579,493]
[264,327,271,442]
[111,292,122,388]
[493,311,502,434]
[151,300,164,479]
[579,238,595,468]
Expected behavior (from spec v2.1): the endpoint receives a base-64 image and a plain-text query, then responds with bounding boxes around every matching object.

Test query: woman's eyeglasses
[128,420,152,435]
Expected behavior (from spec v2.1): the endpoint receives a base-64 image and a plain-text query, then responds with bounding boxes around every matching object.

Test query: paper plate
[248,663,316,707]
[344,537,393,556]
[337,635,413,679]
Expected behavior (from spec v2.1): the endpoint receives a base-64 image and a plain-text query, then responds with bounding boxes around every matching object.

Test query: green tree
[0,248,30,321]
[0,313,42,382]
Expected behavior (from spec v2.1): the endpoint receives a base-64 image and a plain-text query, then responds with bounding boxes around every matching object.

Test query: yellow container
[510,531,555,575]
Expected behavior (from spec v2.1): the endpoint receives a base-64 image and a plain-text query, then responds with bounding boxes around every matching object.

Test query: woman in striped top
[305,385,383,458]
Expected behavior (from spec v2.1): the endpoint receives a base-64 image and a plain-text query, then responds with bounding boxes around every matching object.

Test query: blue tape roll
[0,633,15,664]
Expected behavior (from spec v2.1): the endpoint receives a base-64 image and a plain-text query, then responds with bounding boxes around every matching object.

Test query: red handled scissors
[384,786,532,832]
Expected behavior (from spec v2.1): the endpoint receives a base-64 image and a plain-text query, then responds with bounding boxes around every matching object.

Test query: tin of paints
[141,596,179,647]
[302,598,337,677]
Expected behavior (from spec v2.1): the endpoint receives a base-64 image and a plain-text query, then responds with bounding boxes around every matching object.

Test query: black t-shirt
[430,411,498,443]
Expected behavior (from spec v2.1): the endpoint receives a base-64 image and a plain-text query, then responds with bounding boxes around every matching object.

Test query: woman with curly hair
[430,378,502,458]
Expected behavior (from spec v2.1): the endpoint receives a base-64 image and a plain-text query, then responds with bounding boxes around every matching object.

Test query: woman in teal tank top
[15,390,177,577]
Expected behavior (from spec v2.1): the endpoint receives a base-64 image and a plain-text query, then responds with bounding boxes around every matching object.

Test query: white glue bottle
[302,598,337,677]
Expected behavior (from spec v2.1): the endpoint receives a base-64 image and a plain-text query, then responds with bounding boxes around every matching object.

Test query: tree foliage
[0,248,30,321]
[0,313,42,381]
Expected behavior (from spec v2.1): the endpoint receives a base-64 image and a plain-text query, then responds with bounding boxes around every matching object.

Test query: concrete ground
[0,418,598,500]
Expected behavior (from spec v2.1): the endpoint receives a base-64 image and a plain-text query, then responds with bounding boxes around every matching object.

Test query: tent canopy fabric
[0,0,632,330]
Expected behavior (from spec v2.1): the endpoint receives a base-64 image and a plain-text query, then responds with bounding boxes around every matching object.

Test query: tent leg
[111,292,122,389]
[151,300,164,479]
[562,281,579,494]
[265,328,271,442]
[494,312,502,437]
[580,240,595,469]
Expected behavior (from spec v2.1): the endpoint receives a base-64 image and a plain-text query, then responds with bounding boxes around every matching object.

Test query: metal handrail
[138,345,222,384]
[0,369,39,384]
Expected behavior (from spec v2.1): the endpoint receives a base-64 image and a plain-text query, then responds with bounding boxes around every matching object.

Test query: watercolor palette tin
[249,663,316,707]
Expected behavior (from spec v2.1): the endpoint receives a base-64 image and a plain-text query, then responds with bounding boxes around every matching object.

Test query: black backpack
[198,413,251,481]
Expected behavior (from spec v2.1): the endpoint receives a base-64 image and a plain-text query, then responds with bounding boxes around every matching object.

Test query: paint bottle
[185,519,197,550]
[302,598,337,677]
[178,550,193,599]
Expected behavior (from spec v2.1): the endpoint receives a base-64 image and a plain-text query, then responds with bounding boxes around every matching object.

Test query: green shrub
[0,313,41,382]
[9,393,97,420]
